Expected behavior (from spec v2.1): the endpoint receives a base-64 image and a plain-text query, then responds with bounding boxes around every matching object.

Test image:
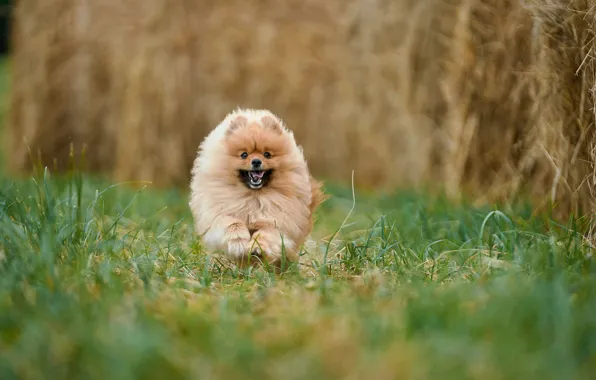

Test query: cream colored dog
[189,108,326,267]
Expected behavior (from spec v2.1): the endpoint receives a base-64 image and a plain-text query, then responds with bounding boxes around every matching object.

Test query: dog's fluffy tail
[309,175,329,214]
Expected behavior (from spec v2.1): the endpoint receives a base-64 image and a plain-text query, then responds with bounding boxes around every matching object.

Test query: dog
[189,108,326,268]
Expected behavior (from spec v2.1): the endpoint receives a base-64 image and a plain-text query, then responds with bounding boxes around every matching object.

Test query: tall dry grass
[6,0,596,220]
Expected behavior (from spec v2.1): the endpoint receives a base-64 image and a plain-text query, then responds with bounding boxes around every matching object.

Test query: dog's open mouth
[239,170,273,189]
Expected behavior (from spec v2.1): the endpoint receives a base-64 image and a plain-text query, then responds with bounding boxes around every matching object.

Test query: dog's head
[223,113,297,190]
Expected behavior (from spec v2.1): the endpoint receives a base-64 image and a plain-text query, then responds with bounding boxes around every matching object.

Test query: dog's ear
[226,116,248,136]
[261,115,283,134]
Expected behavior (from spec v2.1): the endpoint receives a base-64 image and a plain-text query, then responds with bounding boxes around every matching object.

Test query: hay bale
[404,0,539,200]
[7,0,596,221]
[7,0,125,174]
[525,0,596,220]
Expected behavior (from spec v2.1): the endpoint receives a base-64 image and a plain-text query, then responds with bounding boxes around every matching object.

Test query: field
[1,59,596,379]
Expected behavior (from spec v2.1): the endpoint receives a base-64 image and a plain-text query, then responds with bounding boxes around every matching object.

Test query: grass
[1,62,596,379]
[1,161,595,380]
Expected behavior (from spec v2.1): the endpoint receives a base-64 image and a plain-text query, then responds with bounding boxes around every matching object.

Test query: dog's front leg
[201,216,251,264]
[249,222,297,265]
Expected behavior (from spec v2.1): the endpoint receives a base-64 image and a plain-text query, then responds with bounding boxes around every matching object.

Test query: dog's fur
[189,108,326,267]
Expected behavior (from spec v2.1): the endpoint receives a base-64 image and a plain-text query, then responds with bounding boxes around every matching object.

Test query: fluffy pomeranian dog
[189,108,326,267]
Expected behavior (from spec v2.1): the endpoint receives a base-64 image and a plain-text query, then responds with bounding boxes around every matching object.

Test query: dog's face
[224,115,294,190]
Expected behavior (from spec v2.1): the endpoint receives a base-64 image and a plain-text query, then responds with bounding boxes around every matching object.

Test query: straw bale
[524,0,596,219]
[8,0,109,172]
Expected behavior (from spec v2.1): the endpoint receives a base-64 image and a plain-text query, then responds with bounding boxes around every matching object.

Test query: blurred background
[2,0,595,221]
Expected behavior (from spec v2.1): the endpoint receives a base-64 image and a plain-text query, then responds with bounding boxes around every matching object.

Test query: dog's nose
[251,158,262,167]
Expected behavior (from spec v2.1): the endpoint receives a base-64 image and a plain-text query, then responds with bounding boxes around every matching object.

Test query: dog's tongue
[251,171,265,179]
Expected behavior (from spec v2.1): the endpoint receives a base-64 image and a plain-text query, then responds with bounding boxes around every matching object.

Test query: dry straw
[6,0,596,221]
[526,0,596,222]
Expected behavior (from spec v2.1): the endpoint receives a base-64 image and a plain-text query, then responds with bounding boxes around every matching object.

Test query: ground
[0,59,595,380]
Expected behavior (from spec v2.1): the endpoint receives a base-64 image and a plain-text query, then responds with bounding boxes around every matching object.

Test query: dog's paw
[227,237,250,263]
[250,236,277,260]
[249,237,288,267]
[247,230,298,268]
[248,237,270,258]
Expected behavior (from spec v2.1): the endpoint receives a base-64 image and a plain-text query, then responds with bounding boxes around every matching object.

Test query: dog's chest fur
[216,189,308,234]
[238,192,290,226]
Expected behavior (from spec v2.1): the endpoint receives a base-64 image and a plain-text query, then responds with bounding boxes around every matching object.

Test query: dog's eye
[263,152,272,159]
[240,152,248,159]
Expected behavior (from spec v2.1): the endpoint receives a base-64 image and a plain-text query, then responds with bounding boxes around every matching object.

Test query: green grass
[0,60,595,380]
[0,168,595,380]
